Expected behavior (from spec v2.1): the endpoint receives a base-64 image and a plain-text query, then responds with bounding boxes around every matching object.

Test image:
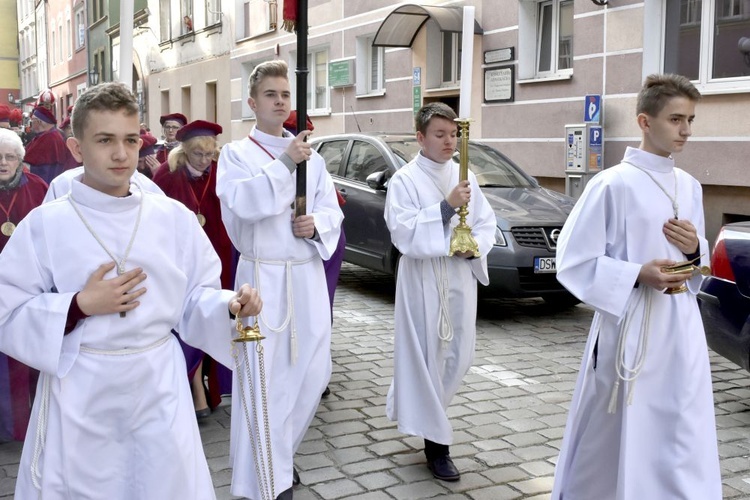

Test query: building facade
[47,0,88,123]
[142,0,233,141]
[226,0,750,244]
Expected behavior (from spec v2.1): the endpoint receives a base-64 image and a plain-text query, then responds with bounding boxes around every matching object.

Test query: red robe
[23,128,79,184]
[0,172,48,441]
[152,161,235,408]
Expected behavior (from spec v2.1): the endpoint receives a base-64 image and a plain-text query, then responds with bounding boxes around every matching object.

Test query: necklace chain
[624,161,679,218]
[68,184,144,276]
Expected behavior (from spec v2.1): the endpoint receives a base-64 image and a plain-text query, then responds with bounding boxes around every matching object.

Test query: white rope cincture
[608,286,653,414]
[30,374,50,490]
[432,257,454,347]
[242,255,314,364]
[79,335,172,355]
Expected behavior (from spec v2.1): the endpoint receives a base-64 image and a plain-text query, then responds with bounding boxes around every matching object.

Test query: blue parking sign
[589,125,602,146]
[584,94,601,123]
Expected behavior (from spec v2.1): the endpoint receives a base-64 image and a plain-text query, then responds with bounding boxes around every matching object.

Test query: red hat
[60,117,71,129]
[175,120,222,142]
[37,89,55,106]
[33,106,57,125]
[139,130,158,157]
[159,113,188,127]
[283,111,314,135]
[8,109,21,126]
[66,105,74,115]
[0,105,9,123]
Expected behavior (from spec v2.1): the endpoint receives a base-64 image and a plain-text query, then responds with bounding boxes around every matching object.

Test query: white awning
[372,4,483,48]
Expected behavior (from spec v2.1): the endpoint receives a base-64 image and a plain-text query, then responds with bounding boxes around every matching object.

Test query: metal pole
[294,0,308,217]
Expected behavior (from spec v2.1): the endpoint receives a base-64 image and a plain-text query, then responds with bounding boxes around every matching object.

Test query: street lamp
[89,65,99,86]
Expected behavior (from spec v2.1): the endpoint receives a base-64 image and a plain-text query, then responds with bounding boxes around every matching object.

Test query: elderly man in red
[156,113,188,164]
[24,106,78,184]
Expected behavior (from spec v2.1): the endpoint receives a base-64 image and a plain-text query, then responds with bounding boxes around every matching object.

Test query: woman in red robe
[0,129,48,440]
[152,120,234,418]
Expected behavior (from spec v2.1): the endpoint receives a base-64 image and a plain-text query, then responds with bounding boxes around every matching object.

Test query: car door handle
[339,188,348,199]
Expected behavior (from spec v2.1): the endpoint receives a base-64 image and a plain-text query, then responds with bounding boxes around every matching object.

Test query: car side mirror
[366,170,388,190]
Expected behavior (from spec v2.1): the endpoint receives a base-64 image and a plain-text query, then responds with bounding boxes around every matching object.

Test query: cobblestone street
[1,263,750,499]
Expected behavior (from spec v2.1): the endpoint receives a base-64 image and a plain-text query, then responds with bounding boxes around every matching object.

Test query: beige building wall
[228,0,750,245]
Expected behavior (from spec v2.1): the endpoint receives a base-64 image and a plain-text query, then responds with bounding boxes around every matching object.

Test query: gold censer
[232,316,275,500]
[661,255,710,294]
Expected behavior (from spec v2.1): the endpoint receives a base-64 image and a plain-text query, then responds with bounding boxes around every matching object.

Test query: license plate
[534,257,556,273]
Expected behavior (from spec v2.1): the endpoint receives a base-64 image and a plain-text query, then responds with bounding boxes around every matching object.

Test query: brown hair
[248,60,289,98]
[414,102,458,134]
[167,136,220,172]
[636,74,701,117]
[71,82,139,139]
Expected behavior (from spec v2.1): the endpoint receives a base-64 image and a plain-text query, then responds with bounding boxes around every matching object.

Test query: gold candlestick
[449,118,480,257]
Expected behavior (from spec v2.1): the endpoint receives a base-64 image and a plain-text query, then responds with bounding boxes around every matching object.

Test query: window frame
[75,7,85,50]
[290,47,331,113]
[646,0,750,94]
[518,0,574,82]
[356,36,385,96]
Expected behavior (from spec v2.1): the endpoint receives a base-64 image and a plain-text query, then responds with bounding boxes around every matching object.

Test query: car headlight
[494,227,507,247]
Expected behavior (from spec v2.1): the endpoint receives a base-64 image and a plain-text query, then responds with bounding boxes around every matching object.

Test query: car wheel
[542,292,581,309]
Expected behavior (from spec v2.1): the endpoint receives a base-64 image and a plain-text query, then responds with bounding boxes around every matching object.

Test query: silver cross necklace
[624,161,679,219]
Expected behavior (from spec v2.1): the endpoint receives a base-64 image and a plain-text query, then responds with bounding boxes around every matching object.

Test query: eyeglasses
[163,125,180,131]
[0,154,19,163]
[188,151,215,161]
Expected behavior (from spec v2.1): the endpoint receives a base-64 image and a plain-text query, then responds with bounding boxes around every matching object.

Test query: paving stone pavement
[1,262,750,499]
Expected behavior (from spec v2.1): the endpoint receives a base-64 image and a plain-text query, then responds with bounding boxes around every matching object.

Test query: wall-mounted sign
[484,66,514,103]
[413,86,422,114]
[413,67,421,86]
[484,47,514,65]
[329,60,355,88]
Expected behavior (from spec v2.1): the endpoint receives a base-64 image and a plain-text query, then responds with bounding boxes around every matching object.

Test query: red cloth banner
[283,0,298,33]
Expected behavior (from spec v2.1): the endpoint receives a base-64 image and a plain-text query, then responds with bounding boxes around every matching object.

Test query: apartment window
[241,0,274,39]
[664,0,750,83]
[182,0,194,34]
[536,0,573,75]
[51,30,56,66]
[518,0,574,80]
[75,8,85,49]
[291,49,330,112]
[58,24,63,63]
[160,2,172,42]
[206,0,221,26]
[67,17,72,58]
[443,32,462,86]
[356,36,384,96]
[94,0,104,21]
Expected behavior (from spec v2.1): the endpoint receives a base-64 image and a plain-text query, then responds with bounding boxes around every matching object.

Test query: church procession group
[0,65,724,500]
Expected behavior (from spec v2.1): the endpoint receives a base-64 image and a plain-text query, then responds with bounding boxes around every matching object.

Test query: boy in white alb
[0,82,262,499]
[551,74,721,499]
[384,102,496,482]
[217,60,343,500]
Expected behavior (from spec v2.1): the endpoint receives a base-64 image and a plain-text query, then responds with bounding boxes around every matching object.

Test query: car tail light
[711,228,736,283]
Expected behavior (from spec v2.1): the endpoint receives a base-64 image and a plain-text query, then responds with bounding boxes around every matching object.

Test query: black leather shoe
[195,407,211,420]
[275,486,293,500]
[292,467,300,486]
[322,386,331,397]
[427,455,460,482]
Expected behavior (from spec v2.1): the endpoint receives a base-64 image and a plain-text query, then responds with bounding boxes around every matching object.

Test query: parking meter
[564,123,603,199]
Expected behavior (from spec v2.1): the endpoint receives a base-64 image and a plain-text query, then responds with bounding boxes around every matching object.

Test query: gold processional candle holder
[661,255,710,295]
[449,118,480,258]
[232,317,276,500]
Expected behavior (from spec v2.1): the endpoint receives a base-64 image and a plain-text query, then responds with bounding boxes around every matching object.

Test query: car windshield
[385,138,535,188]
